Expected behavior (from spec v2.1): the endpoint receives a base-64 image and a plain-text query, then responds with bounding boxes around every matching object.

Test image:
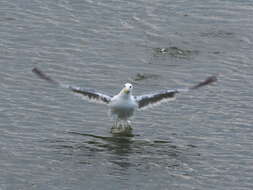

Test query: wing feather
[135,90,178,109]
[66,85,111,104]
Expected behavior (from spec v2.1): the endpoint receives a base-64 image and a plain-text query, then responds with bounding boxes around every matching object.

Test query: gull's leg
[114,118,122,129]
[115,119,118,128]
[119,120,131,129]
[112,118,118,129]
[111,119,119,133]
[118,120,123,129]
[126,120,132,129]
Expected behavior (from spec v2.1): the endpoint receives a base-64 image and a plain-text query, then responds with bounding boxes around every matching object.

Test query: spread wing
[32,67,112,104]
[65,85,111,104]
[135,89,179,109]
[136,76,217,110]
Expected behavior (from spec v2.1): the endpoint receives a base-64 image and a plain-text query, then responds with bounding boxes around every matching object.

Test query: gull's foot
[111,121,133,135]
[111,126,132,135]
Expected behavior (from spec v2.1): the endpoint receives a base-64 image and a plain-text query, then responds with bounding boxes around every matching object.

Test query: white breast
[109,94,138,120]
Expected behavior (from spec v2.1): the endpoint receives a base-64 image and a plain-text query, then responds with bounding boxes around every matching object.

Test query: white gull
[33,68,217,133]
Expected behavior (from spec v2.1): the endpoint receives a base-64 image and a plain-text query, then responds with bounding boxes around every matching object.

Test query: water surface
[0,0,253,189]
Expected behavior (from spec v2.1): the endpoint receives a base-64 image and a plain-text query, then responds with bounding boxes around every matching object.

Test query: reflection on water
[49,131,196,172]
[42,130,201,187]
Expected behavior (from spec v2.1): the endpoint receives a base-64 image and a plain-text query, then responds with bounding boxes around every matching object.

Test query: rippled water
[0,0,253,189]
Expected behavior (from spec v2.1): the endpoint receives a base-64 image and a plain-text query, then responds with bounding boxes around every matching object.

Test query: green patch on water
[131,73,159,82]
[153,46,199,59]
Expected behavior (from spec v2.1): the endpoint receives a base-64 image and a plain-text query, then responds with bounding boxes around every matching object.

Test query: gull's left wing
[32,67,112,104]
[135,89,179,109]
[136,76,217,110]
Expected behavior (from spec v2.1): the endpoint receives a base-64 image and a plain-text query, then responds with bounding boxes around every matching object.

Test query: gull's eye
[129,86,132,88]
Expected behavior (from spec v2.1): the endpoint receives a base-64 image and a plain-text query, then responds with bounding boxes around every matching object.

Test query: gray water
[0,0,253,189]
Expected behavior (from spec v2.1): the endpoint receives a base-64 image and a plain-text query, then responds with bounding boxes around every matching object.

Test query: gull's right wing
[32,68,112,104]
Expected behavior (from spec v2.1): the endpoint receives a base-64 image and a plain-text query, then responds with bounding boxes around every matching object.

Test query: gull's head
[122,83,133,94]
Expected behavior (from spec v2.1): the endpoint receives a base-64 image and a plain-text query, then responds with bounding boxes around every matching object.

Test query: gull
[32,68,217,133]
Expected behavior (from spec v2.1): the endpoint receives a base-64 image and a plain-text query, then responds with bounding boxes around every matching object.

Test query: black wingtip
[32,67,58,85]
[190,76,218,90]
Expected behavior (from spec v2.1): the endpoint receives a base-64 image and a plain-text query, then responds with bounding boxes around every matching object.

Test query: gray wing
[135,89,179,109]
[136,76,217,110]
[65,85,111,104]
[32,67,112,104]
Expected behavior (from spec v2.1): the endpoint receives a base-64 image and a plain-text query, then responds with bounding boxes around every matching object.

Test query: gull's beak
[124,88,130,94]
